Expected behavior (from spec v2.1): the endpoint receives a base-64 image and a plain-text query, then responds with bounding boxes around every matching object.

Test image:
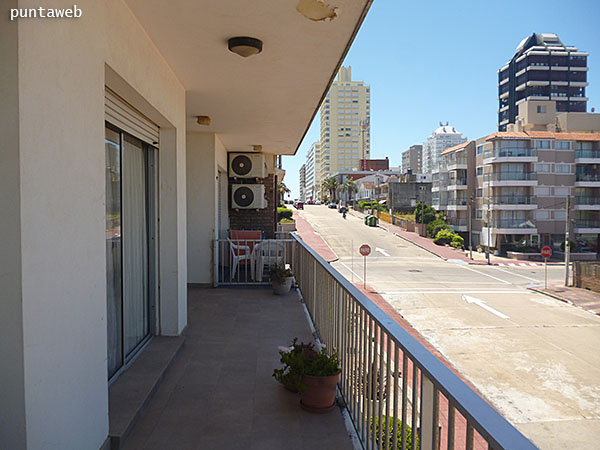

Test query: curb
[528,287,600,317]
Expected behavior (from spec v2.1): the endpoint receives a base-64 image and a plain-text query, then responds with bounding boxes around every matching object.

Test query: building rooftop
[486,131,600,141]
[440,141,471,156]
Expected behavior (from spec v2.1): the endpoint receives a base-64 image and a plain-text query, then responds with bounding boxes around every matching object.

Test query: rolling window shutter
[105,88,159,145]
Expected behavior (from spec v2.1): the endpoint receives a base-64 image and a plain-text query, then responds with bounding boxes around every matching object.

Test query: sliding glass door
[105,124,157,380]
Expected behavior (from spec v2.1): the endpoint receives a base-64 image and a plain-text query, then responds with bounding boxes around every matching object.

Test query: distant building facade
[422,124,467,175]
[498,33,588,131]
[304,141,321,201]
[319,66,370,179]
[360,157,389,171]
[401,144,423,174]
[298,163,306,202]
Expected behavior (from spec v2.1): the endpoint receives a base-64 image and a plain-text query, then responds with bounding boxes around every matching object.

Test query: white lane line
[375,247,390,257]
[381,290,527,294]
[529,263,538,266]
[509,263,517,267]
[493,266,541,282]
[519,263,528,266]
[498,263,506,266]
[456,264,512,285]
[463,295,510,319]
[340,262,363,282]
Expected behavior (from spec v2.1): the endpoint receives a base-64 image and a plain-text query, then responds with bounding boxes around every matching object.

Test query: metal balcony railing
[449,219,468,227]
[575,150,600,159]
[487,195,535,205]
[489,172,536,182]
[575,197,600,205]
[575,219,600,228]
[448,178,467,186]
[291,233,537,450]
[483,148,535,159]
[447,157,467,166]
[447,198,468,206]
[576,174,600,182]
[484,219,536,229]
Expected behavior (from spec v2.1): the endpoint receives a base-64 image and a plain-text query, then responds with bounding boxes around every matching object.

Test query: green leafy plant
[427,218,450,238]
[277,207,293,221]
[414,203,436,224]
[370,416,419,450]
[450,234,464,248]
[434,229,456,245]
[269,265,293,283]
[273,338,340,392]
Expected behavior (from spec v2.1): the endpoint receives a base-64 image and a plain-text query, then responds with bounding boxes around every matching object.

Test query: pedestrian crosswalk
[497,262,542,267]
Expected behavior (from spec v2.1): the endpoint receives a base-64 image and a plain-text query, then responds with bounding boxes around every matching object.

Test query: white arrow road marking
[462,295,510,319]
[375,247,390,257]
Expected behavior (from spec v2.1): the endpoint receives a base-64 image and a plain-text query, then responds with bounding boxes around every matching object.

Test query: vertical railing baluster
[385,335,391,450]
[448,404,455,450]
[411,363,418,449]
[378,326,384,449]
[433,387,439,450]
[361,307,368,444]
[466,422,474,450]
[401,352,408,450]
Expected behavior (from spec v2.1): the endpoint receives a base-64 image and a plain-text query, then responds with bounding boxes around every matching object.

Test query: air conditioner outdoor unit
[229,153,267,179]
[231,184,267,209]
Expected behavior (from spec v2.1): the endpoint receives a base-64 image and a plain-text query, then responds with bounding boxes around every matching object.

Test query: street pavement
[297,205,600,450]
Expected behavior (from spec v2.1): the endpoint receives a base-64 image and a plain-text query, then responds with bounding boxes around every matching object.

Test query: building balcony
[575,174,600,187]
[574,197,600,210]
[485,172,537,187]
[483,148,537,164]
[574,219,600,233]
[575,151,600,163]
[449,218,468,232]
[483,219,537,234]
[486,195,537,210]
[447,198,468,210]
[447,178,468,190]
[119,236,537,450]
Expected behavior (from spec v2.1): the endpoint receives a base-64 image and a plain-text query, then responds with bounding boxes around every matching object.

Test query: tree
[414,202,436,224]
[321,177,338,202]
[277,181,290,203]
[341,179,358,204]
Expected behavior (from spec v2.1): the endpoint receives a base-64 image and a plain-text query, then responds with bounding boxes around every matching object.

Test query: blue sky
[282,0,600,199]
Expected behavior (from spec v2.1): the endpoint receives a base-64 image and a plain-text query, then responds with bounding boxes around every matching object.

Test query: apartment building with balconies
[498,33,588,131]
[401,144,423,174]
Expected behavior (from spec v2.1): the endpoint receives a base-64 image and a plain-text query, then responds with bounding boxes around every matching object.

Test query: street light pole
[486,171,491,265]
[468,194,473,260]
[565,195,571,286]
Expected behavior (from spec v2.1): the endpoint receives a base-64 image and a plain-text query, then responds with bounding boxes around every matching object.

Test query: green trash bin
[364,215,371,225]
[369,215,377,227]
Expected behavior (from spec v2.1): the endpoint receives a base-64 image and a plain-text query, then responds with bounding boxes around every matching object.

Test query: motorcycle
[342,209,347,219]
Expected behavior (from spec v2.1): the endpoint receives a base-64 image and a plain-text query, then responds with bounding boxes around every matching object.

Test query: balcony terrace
[486,195,537,210]
[121,235,536,450]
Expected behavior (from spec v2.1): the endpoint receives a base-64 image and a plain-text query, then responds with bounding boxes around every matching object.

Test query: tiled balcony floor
[123,287,354,450]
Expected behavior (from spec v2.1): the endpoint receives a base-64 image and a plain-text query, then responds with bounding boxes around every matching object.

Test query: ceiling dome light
[228,37,263,58]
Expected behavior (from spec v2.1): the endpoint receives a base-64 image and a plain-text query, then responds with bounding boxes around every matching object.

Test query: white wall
[1,0,187,448]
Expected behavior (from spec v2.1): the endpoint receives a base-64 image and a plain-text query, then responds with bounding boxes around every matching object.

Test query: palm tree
[277,181,290,203]
[321,177,338,203]
[341,179,358,205]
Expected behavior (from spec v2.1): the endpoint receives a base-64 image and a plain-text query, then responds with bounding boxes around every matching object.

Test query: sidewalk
[529,283,600,316]
[293,211,338,262]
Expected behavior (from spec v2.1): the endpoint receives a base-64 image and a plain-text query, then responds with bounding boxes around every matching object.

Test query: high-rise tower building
[319,66,370,180]
[304,141,321,201]
[422,124,467,175]
[498,33,588,131]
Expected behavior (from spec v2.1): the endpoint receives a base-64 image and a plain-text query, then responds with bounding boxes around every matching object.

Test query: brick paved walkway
[293,211,338,262]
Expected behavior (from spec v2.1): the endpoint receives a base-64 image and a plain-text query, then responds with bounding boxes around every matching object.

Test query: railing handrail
[290,232,538,449]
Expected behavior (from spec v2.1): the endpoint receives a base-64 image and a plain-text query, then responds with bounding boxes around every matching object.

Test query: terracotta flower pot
[300,372,340,413]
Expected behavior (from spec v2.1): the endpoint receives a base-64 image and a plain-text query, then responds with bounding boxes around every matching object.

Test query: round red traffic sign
[541,246,552,258]
[359,244,371,256]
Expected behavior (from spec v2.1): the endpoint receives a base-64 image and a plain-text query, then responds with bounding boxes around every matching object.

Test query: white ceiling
[124,0,371,155]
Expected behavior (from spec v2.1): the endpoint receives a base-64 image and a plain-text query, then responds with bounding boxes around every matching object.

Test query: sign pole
[363,256,366,290]
[545,257,548,289]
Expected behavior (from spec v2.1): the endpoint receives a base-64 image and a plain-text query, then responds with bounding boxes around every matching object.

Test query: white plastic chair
[253,240,285,282]
[228,239,254,280]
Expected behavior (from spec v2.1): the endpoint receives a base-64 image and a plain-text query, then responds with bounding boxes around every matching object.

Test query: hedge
[370,416,419,450]
[277,207,293,221]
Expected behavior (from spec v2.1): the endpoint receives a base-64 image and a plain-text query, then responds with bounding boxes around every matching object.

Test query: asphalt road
[298,205,600,450]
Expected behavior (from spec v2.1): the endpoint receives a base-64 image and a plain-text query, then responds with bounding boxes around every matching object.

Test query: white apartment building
[304,141,321,201]
[422,123,467,175]
[319,66,370,180]
[299,163,306,202]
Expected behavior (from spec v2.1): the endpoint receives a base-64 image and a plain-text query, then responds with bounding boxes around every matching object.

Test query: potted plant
[273,338,341,413]
[272,338,316,392]
[269,264,294,295]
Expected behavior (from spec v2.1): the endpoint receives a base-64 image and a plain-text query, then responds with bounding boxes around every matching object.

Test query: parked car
[328,203,336,209]
[296,201,304,210]
[315,200,322,205]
